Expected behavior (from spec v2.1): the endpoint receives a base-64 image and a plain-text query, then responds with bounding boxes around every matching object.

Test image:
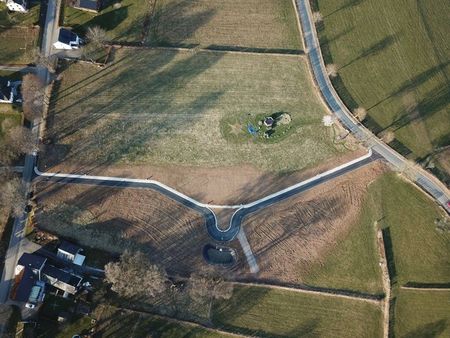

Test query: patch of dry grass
[146,0,302,49]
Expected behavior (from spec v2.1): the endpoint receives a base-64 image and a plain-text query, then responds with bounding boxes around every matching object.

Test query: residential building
[0,77,22,104]
[42,265,83,296]
[53,28,82,50]
[2,0,28,13]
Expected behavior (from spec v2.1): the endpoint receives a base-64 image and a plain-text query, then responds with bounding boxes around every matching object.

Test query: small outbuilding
[263,117,274,128]
[57,240,85,266]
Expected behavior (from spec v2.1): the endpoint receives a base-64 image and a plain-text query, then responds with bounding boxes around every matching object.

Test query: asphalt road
[0,0,59,304]
[295,0,450,213]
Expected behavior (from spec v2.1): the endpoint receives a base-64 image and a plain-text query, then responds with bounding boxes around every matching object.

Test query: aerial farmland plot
[22,0,449,337]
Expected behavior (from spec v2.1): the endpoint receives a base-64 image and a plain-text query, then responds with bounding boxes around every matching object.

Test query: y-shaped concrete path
[35,149,377,243]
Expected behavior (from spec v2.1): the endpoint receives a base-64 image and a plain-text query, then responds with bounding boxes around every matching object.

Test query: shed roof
[59,240,81,255]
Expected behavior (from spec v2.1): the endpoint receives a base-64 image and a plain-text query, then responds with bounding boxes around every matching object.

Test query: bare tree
[4,126,37,155]
[86,26,107,46]
[188,270,234,303]
[378,129,395,144]
[105,250,167,298]
[326,64,338,78]
[313,12,323,23]
[21,73,45,121]
[82,26,107,63]
[0,174,25,217]
[353,107,367,122]
[31,48,57,73]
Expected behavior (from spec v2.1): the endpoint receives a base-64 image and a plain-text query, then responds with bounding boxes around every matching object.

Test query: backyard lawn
[212,285,383,337]
[44,49,342,172]
[63,0,148,42]
[0,3,40,64]
[394,289,450,337]
[314,0,450,165]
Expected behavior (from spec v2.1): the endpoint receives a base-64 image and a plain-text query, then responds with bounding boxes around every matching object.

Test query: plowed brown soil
[237,162,387,283]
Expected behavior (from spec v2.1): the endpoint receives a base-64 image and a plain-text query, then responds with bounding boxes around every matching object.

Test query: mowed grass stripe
[394,289,450,337]
[315,0,450,159]
[47,49,341,171]
[212,286,383,338]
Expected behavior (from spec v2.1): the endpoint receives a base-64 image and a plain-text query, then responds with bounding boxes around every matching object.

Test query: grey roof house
[0,77,22,104]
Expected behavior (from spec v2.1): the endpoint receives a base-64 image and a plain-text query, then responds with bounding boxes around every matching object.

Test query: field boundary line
[400,286,450,291]
[111,43,305,58]
[230,281,383,304]
[376,227,391,338]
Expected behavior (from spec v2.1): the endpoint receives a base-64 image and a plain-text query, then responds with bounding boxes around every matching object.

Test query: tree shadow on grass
[44,48,225,170]
[146,0,216,47]
[339,34,397,70]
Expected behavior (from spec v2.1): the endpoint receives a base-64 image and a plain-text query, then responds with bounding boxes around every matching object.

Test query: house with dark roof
[67,0,102,13]
[3,0,28,12]
[16,253,47,278]
[53,28,82,50]
[13,252,84,303]
[42,265,83,296]
[13,254,47,305]
[0,77,22,104]
[57,240,85,266]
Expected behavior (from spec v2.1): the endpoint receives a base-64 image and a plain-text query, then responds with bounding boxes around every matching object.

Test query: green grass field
[146,0,301,49]
[314,0,450,163]
[304,196,383,294]
[45,49,342,171]
[394,289,450,337]
[360,173,449,284]
[63,0,148,42]
[212,285,383,337]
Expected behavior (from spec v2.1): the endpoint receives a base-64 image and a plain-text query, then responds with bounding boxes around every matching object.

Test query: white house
[0,77,22,104]
[53,28,82,50]
[3,0,29,12]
